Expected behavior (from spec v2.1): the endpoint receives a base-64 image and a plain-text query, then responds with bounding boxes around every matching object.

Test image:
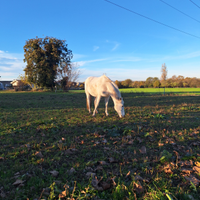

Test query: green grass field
[67,87,200,95]
[0,90,200,199]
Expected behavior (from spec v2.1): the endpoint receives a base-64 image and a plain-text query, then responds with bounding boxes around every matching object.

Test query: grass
[0,89,200,199]
[69,88,200,95]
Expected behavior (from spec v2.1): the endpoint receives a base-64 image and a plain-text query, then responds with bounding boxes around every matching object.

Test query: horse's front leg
[93,96,101,116]
[94,97,98,114]
[105,96,110,116]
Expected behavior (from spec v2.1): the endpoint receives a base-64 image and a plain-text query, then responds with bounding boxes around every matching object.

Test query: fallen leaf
[102,139,107,143]
[79,140,84,144]
[193,166,200,173]
[125,171,131,179]
[65,149,74,155]
[184,175,200,186]
[94,166,103,171]
[14,172,20,176]
[195,161,200,167]
[86,172,96,179]
[69,168,76,174]
[91,177,103,191]
[95,141,100,145]
[164,168,173,174]
[59,190,67,198]
[35,151,43,158]
[180,168,192,174]
[134,181,144,193]
[101,181,111,190]
[109,176,116,186]
[135,175,143,181]
[54,180,62,184]
[85,167,94,172]
[187,194,195,200]
[180,160,193,167]
[139,146,146,154]
[70,148,78,152]
[98,161,107,165]
[108,157,117,163]
[137,137,143,143]
[99,135,106,138]
[0,157,4,161]
[158,142,164,147]
[25,144,31,148]
[132,158,137,162]
[127,140,134,145]
[0,190,6,198]
[49,170,59,177]
[13,179,24,186]
[191,142,198,146]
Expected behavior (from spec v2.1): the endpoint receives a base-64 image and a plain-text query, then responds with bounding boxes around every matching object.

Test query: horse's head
[114,97,125,118]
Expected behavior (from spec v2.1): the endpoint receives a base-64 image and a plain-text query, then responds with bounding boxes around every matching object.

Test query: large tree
[23,36,73,89]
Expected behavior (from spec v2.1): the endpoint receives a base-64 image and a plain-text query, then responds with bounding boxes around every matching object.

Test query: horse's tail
[86,94,91,110]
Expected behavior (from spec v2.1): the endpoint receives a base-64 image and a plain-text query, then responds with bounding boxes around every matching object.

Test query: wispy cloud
[93,46,99,51]
[79,67,158,81]
[111,43,119,51]
[147,51,200,63]
[75,58,109,67]
[111,57,142,62]
[106,40,120,51]
[0,50,25,80]
[73,53,86,60]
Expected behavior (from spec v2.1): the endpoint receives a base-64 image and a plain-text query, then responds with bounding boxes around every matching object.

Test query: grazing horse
[85,75,125,118]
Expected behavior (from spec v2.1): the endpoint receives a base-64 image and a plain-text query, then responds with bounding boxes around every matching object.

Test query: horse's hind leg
[93,95,101,116]
[86,92,91,113]
[105,96,110,116]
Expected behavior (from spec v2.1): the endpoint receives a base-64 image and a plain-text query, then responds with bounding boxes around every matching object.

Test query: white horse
[85,75,125,118]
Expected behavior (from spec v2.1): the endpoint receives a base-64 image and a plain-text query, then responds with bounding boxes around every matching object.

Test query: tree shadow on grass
[0,92,200,111]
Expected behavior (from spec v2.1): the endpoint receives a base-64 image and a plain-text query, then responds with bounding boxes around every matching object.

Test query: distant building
[0,82,4,90]
[0,81,12,89]
[11,79,23,87]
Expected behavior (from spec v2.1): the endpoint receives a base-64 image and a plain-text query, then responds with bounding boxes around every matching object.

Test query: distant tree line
[114,64,200,88]
[115,76,200,88]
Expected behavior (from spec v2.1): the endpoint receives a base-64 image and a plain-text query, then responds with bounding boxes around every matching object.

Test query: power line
[159,0,200,24]
[189,0,200,9]
[103,0,200,39]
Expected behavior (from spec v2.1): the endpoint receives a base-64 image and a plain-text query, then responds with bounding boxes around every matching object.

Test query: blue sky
[0,0,200,81]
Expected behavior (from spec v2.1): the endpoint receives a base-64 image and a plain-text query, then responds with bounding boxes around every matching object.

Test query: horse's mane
[103,74,112,82]
[110,82,121,98]
[102,75,121,98]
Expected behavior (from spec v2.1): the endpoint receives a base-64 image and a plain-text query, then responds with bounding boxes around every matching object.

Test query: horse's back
[85,75,111,97]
